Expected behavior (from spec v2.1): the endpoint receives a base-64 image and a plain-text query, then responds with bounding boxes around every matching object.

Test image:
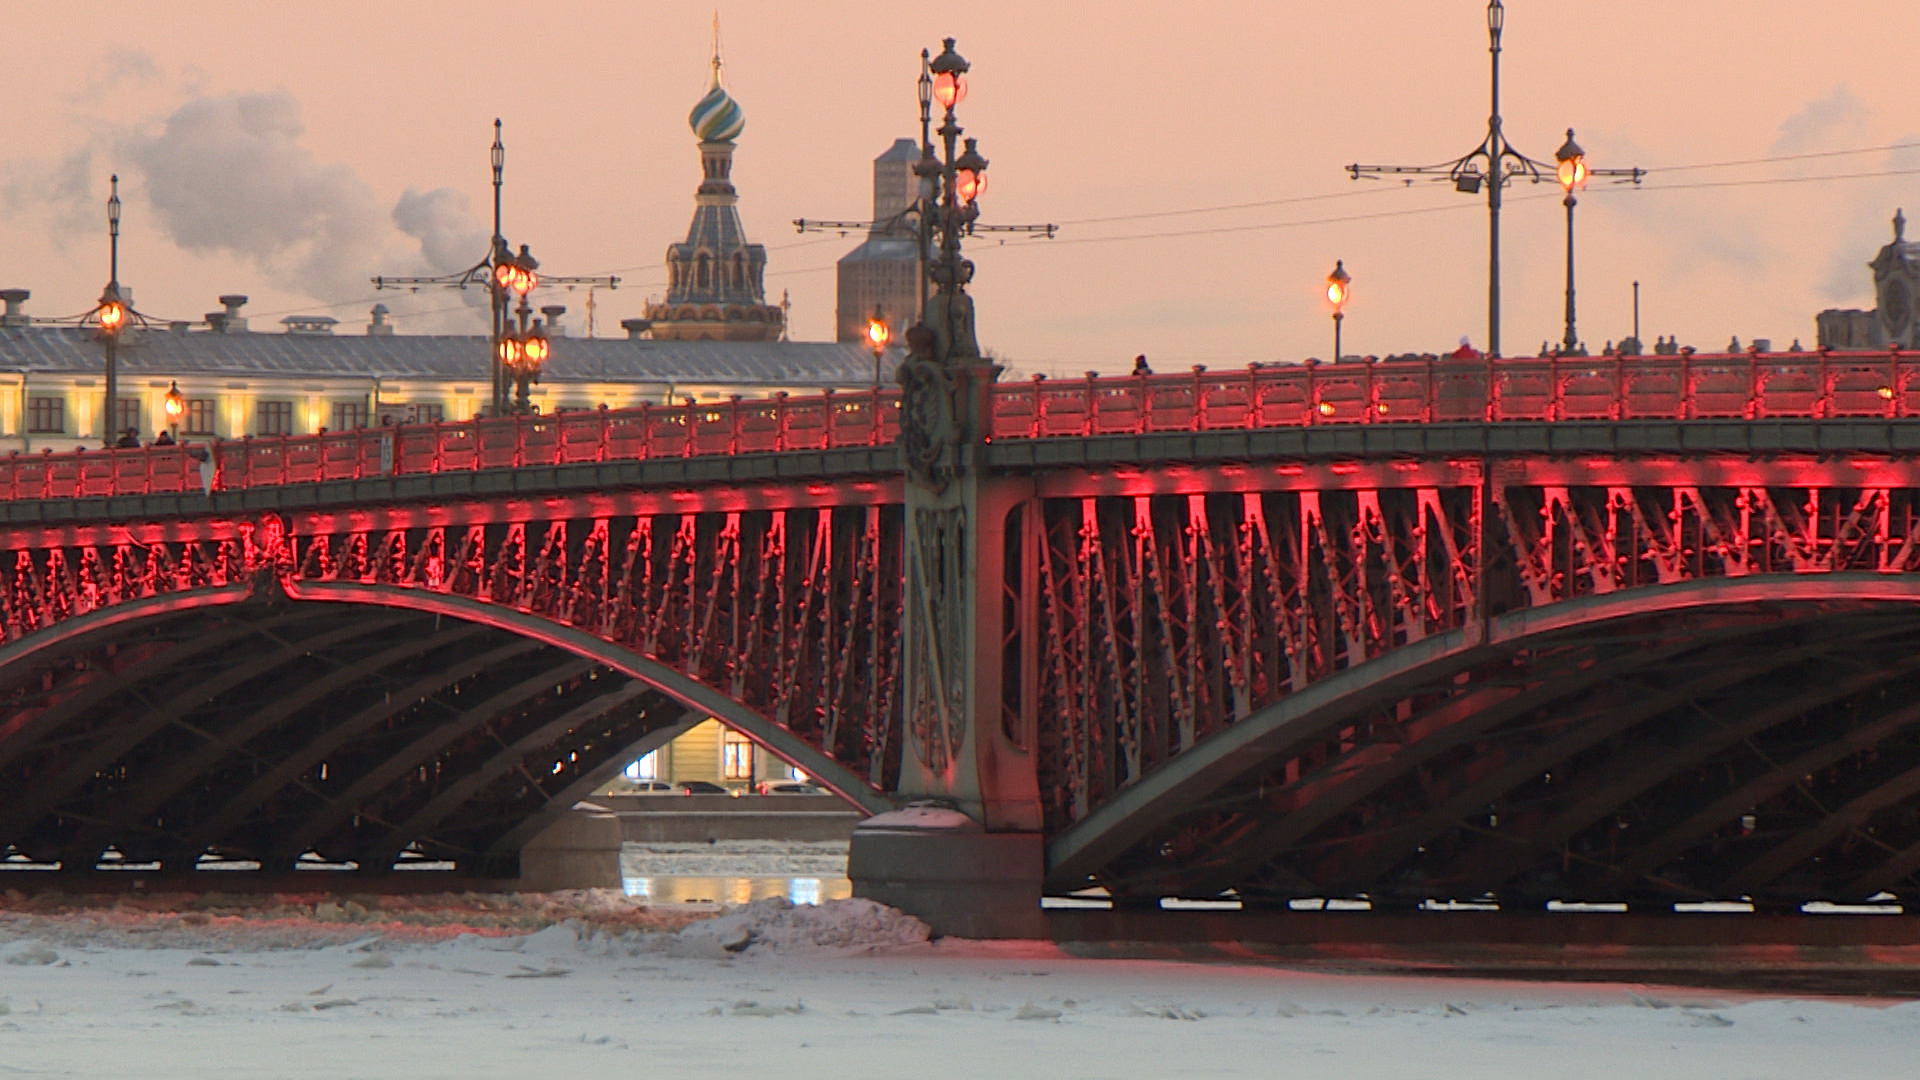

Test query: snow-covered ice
[0,891,1914,1079]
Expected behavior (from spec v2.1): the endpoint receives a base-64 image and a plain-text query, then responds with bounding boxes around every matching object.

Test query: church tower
[645,33,785,342]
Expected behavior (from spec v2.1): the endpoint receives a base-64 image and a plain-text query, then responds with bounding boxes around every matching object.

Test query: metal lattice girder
[1439,646,1920,898]
[357,679,681,870]
[48,613,416,864]
[111,623,497,866]
[1612,697,1920,893]
[1158,632,1750,899]
[1305,615,1919,896]
[169,637,550,868]
[0,607,274,775]
[258,655,601,868]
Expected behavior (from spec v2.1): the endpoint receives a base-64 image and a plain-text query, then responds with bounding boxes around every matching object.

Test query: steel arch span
[0,501,901,877]
[1046,576,1920,908]
[15,434,1920,907]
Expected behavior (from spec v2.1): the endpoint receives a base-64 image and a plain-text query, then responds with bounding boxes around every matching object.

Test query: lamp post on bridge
[374,121,616,418]
[1326,260,1351,362]
[1348,1,1642,358]
[866,305,890,386]
[1555,130,1588,355]
[98,177,127,447]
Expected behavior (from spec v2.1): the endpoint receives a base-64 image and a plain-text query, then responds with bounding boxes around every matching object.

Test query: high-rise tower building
[835,138,922,344]
[645,41,784,342]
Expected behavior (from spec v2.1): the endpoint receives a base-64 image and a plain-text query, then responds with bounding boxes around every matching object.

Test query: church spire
[647,26,783,343]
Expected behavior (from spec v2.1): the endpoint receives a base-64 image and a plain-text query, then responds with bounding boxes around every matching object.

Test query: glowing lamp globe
[933,72,967,111]
[1555,130,1588,193]
[1325,260,1352,312]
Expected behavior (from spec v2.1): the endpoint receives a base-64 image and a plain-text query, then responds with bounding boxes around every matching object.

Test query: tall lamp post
[374,121,617,419]
[1326,260,1351,361]
[866,305,891,386]
[98,176,127,447]
[1555,130,1588,354]
[1349,1,1642,357]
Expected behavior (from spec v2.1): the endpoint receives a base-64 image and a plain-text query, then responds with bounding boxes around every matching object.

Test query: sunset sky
[2,1,1917,375]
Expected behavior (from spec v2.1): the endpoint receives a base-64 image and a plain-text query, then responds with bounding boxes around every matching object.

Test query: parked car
[674,780,735,796]
[757,781,823,795]
[621,779,674,794]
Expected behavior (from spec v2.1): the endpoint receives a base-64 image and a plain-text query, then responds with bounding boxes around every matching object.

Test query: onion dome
[689,73,745,143]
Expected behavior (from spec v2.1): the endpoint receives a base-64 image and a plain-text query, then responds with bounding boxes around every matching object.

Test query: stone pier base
[848,807,1046,939]
[519,802,623,891]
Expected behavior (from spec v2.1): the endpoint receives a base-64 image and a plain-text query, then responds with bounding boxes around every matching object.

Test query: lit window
[333,401,370,430]
[722,731,754,780]
[623,751,660,781]
[185,399,216,436]
[256,400,294,435]
[27,397,63,434]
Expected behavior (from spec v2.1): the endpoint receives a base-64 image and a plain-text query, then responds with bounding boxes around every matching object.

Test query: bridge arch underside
[1056,586,1920,910]
[0,596,718,879]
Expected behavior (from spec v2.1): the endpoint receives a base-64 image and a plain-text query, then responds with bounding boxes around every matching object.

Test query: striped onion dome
[689,79,745,143]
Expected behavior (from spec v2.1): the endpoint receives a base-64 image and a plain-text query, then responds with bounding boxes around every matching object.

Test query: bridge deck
[2,349,1913,505]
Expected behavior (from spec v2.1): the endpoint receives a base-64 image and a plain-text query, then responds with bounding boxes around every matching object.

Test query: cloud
[63,49,161,105]
[1773,85,1872,156]
[0,147,96,240]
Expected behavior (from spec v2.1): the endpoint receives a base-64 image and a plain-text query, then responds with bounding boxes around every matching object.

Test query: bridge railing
[0,350,1912,501]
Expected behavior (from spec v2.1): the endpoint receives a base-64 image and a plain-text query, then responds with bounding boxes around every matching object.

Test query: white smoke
[393,187,490,275]
[122,90,491,326]
[128,92,387,300]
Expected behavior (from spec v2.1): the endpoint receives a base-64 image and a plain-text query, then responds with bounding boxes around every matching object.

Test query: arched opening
[0,582,887,881]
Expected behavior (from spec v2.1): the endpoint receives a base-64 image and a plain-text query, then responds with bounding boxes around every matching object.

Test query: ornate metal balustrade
[4,349,1916,501]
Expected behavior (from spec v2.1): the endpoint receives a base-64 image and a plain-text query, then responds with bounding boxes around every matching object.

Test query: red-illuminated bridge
[8,350,1920,928]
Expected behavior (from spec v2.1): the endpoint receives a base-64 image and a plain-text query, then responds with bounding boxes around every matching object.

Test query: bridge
[6,350,1920,934]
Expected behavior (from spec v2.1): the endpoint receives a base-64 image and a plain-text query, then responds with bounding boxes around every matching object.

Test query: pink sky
[2,1,1917,375]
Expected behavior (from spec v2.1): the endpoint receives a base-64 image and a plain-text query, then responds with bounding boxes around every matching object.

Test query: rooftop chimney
[368,303,393,337]
[540,304,567,337]
[620,317,653,341]
[216,294,249,332]
[0,289,28,328]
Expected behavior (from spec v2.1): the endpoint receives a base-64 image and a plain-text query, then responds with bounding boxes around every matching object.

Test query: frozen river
[619,839,853,906]
[3,895,1915,1080]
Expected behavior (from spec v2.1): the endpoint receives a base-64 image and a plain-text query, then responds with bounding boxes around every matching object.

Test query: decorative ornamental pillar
[891,39,1041,831]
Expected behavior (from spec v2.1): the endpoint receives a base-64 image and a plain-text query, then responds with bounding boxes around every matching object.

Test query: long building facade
[0,296,877,454]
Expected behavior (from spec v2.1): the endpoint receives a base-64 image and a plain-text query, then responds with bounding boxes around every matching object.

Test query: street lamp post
[1349,1,1642,358]
[374,121,616,420]
[1555,130,1589,355]
[866,305,891,386]
[1326,260,1351,361]
[99,175,127,447]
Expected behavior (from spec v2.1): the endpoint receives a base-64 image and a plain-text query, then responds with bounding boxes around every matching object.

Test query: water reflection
[622,875,852,906]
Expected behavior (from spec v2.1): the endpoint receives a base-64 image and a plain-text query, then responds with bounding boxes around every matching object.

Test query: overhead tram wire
[249,140,1920,325]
